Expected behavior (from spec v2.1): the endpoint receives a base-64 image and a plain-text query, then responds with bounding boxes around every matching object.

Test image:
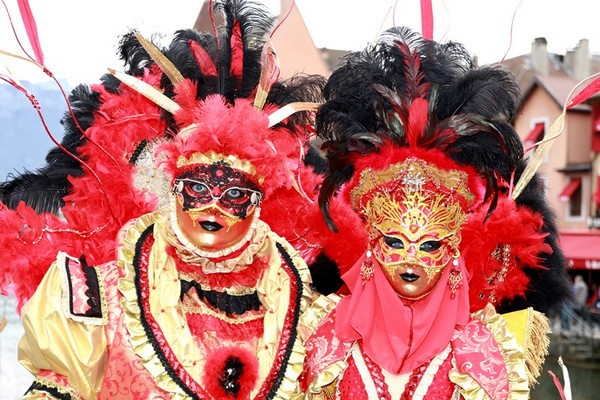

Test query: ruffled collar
[162,203,269,274]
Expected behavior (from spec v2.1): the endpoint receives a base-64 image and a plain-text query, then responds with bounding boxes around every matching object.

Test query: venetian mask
[173,162,263,252]
[352,158,472,299]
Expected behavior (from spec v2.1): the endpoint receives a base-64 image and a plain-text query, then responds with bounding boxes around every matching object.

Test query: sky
[1,0,600,87]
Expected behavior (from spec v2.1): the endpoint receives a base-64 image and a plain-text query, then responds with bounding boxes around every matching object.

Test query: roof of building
[502,51,600,111]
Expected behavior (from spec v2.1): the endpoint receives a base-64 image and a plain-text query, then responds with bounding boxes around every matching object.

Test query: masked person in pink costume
[300,27,571,399]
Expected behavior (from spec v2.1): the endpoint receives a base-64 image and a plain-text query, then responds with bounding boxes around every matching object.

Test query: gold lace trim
[26,377,80,399]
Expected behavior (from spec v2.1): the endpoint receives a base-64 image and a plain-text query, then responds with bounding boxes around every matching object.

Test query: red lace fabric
[338,355,376,399]
[337,344,456,399]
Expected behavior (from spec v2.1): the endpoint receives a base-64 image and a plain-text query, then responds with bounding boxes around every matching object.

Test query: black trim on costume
[180,280,262,315]
[128,139,149,164]
[80,255,103,318]
[26,381,75,400]
[64,256,75,315]
[132,224,201,400]
[64,255,103,319]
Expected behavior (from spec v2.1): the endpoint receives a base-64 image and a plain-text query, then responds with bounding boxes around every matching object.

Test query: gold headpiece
[352,158,474,247]
[351,157,476,212]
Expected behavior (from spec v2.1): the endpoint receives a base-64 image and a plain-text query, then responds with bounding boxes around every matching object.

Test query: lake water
[531,357,600,400]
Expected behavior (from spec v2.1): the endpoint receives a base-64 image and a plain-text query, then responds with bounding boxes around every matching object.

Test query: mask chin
[380,260,447,300]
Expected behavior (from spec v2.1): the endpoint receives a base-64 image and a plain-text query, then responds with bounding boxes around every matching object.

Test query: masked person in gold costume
[0,1,358,398]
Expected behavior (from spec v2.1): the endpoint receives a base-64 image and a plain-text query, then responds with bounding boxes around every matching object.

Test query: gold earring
[360,249,374,286]
[447,257,463,299]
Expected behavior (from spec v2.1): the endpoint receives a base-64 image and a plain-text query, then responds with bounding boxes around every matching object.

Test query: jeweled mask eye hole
[419,240,442,253]
[190,182,210,196]
[383,236,442,253]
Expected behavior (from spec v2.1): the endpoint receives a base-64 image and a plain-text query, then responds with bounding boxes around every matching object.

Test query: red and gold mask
[352,158,473,299]
[172,156,263,252]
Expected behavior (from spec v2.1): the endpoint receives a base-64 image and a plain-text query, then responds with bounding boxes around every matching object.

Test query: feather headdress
[0,0,350,310]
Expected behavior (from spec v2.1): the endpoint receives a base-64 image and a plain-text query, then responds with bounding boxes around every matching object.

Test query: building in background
[194,0,341,78]
[503,37,600,287]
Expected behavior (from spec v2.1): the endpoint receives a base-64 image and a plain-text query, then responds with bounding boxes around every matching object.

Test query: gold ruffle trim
[118,210,313,399]
[298,294,341,342]
[254,230,314,399]
[117,211,191,399]
[450,303,530,400]
[502,307,550,384]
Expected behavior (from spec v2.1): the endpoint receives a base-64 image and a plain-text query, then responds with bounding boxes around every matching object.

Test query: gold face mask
[352,158,471,299]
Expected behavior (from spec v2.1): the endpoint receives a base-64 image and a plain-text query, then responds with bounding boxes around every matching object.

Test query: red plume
[229,19,244,79]
[17,0,44,64]
[189,40,217,77]
[406,97,429,146]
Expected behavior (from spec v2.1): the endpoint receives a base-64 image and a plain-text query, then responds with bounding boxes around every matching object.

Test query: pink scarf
[335,251,470,374]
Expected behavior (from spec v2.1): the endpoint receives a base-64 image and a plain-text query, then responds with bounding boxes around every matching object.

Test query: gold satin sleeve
[18,258,108,400]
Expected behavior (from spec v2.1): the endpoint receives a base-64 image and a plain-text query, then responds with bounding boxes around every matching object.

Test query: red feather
[202,346,259,399]
[397,41,430,101]
[189,40,217,77]
[568,75,600,109]
[406,98,429,146]
[256,41,280,98]
[17,0,44,64]
[229,20,244,79]
[461,195,551,312]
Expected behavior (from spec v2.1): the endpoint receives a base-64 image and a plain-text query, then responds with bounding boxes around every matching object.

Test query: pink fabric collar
[335,251,470,374]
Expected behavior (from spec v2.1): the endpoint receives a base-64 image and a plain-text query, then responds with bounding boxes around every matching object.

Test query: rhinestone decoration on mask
[351,157,473,278]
